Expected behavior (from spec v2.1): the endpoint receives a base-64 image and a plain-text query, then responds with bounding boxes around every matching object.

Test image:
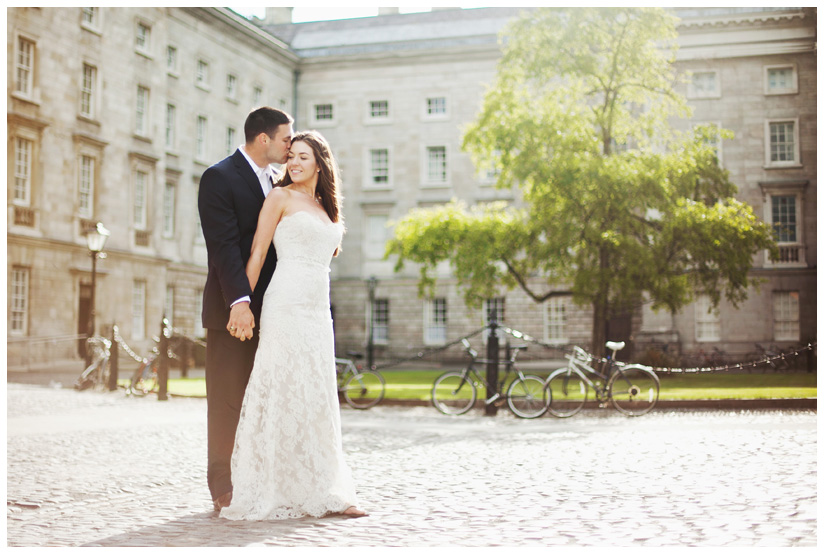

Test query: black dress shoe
[213,491,232,511]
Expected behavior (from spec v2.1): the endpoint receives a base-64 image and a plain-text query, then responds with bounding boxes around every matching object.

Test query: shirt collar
[239,145,270,177]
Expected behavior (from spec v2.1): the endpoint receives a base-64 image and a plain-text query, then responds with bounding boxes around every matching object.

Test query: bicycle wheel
[506,375,550,419]
[342,370,386,409]
[545,367,588,418]
[608,365,659,416]
[431,371,476,415]
[130,363,158,396]
[74,360,100,390]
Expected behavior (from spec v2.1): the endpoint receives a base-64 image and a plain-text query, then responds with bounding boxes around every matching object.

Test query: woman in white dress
[221,130,366,520]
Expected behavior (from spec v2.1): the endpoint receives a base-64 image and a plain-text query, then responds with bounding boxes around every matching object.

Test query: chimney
[265,7,293,24]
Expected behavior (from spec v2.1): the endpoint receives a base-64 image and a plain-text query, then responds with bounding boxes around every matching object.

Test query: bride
[220,131,366,520]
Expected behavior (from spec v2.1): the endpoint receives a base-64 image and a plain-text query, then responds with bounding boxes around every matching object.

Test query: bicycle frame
[558,346,616,400]
[458,339,525,403]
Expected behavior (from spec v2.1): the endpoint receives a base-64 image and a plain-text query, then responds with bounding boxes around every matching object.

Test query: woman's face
[286,140,318,186]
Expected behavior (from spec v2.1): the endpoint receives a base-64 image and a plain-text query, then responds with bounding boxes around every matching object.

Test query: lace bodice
[274,211,342,267]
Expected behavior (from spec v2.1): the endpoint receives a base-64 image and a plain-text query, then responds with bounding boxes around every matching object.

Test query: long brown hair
[276,130,343,225]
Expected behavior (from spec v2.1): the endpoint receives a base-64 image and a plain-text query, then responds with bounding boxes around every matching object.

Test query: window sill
[135,49,154,60]
[764,163,803,170]
[10,90,40,106]
[77,114,101,126]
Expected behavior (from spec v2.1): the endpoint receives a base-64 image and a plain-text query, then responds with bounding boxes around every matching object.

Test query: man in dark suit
[198,107,293,511]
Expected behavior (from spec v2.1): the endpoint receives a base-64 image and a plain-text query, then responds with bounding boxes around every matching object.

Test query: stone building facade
[7,7,296,364]
[7,7,816,368]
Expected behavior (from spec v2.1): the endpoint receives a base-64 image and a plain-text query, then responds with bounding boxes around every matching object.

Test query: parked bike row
[75,321,814,420]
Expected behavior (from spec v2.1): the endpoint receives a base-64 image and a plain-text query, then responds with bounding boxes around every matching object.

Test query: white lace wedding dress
[220,211,358,520]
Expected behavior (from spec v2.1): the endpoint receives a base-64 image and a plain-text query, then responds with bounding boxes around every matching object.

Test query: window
[132,280,146,340]
[698,122,723,165]
[196,116,208,160]
[365,215,389,259]
[15,37,35,97]
[165,104,176,150]
[10,267,30,335]
[253,85,263,106]
[424,298,447,345]
[226,74,237,100]
[315,103,333,120]
[544,296,568,344]
[196,59,209,88]
[13,137,33,206]
[166,46,178,74]
[372,299,389,345]
[760,181,807,267]
[162,182,175,237]
[226,127,236,156]
[480,149,502,184]
[773,291,799,341]
[135,21,151,55]
[165,285,175,326]
[369,100,389,119]
[81,7,98,28]
[766,119,799,166]
[135,85,149,136]
[311,102,336,126]
[771,195,797,243]
[695,294,720,342]
[426,146,448,184]
[764,64,798,95]
[369,148,390,186]
[687,70,720,99]
[484,297,506,341]
[194,288,205,338]
[426,96,447,117]
[133,170,148,230]
[79,63,96,118]
[78,155,95,218]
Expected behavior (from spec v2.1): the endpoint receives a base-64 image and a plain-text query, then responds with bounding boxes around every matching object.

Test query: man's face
[266,123,294,165]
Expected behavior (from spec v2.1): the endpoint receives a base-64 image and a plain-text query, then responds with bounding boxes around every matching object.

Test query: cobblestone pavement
[5,383,817,547]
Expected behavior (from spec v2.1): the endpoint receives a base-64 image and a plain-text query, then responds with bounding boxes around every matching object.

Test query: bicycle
[431,338,549,418]
[128,350,160,396]
[74,336,111,391]
[542,341,659,418]
[335,352,386,409]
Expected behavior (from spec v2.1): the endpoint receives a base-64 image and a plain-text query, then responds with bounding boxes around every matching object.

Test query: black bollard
[108,324,119,391]
[158,315,169,401]
[485,317,500,416]
[180,338,189,378]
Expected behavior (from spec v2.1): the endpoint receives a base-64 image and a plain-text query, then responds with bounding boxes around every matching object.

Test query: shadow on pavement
[83,509,364,547]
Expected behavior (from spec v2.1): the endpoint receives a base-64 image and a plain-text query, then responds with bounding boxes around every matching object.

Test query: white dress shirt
[231,146,278,308]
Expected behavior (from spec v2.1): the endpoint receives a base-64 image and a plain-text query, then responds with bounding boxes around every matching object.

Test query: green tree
[387,7,777,354]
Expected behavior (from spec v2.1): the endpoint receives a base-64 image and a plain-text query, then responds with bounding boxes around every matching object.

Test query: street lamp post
[366,276,377,370]
[85,222,110,367]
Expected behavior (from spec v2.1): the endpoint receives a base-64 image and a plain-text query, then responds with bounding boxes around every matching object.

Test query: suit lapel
[232,149,266,204]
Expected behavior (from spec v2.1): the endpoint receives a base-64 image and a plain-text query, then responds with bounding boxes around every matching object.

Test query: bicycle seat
[605,341,625,352]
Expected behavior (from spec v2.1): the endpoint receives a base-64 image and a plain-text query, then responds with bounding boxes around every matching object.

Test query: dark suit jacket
[198,149,277,332]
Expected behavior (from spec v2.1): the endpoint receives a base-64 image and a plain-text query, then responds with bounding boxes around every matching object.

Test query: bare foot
[341,506,367,517]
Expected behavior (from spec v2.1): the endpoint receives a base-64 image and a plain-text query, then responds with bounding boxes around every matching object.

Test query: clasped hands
[227,302,255,341]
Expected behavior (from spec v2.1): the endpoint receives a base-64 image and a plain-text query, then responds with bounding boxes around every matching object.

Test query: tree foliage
[387,7,777,353]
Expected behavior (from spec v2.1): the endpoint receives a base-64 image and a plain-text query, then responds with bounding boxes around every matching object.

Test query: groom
[198,107,294,511]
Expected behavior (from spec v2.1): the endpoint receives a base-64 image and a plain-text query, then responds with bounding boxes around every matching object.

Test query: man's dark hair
[244,107,293,143]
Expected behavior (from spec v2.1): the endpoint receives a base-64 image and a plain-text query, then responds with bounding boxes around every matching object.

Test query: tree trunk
[590,247,611,356]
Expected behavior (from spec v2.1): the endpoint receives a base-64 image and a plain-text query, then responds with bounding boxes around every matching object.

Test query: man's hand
[227,302,255,341]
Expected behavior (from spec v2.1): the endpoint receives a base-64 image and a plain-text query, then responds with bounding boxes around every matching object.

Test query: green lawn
[133,370,816,401]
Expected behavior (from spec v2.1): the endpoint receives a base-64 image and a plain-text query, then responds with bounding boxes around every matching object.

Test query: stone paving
[5,382,817,547]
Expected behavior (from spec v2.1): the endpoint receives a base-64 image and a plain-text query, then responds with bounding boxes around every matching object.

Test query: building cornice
[181,7,299,66]
[675,8,809,30]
